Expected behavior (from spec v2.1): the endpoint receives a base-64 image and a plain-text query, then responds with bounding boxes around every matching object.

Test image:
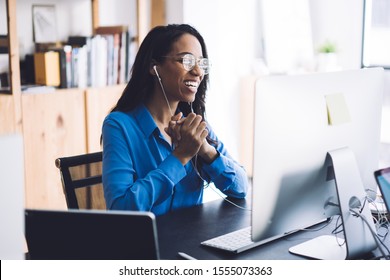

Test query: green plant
[318,41,337,53]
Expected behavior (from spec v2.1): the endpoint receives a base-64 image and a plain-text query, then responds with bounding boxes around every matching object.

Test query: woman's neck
[145,97,177,146]
[146,96,177,126]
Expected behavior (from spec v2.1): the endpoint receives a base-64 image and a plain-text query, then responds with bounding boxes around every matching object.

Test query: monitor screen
[251,68,384,258]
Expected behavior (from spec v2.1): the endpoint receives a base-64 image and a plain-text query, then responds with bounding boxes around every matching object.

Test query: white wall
[165,0,390,168]
[309,0,364,70]
[99,0,137,33]
[167,0,257,159]
[260,0,314,74]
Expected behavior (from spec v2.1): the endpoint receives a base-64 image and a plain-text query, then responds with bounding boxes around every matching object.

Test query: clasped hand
[165,112,217,165]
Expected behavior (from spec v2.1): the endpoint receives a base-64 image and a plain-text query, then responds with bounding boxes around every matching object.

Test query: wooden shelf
[2,0,166,209]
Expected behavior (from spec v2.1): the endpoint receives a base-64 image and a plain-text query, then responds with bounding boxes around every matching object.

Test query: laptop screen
[374,167,390,213]
[25,209,160,260]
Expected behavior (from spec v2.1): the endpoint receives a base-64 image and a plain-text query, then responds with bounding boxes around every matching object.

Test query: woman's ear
[149,64,157,76]
[149,60,158,76]
[150,65,162,80]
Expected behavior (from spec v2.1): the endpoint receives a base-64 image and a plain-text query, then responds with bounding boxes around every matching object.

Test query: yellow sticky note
[325,93,351,125]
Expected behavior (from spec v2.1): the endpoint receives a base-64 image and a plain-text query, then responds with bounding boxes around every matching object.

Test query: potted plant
[316,40,340,72]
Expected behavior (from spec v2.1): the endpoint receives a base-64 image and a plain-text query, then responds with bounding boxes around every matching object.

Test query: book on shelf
[71,47,79,88]
[95,25,136,85]
[47,45,72,88]
[20,54,36,85]
[101,34,116,85]
[90,35,108,87]
[33,51,61,87]
[0,72,9,89]
[70,45,89,88]
[68,36,93,88]
[0,35,8,53]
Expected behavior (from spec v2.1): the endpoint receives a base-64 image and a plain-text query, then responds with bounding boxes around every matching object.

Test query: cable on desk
[191,156,251,211]
[204,183,251,211]
[295,216,334,233]
[282,217,334,242]
[369,197,389,229]
[377,223,389,242]
[350,208,390,260]
[332,215,346,247]
[367,195,389,253]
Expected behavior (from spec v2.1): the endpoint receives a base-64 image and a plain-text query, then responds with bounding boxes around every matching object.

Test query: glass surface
[362,0,390,68]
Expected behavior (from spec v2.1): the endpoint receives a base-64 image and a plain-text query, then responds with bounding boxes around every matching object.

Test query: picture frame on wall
[32,5,57,44]
[362,0,390,69]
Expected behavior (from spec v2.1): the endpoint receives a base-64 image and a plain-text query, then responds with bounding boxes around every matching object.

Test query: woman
[102,24,248,215]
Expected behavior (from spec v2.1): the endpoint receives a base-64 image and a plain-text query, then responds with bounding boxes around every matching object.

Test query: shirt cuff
[158,153,187,184]
[202,152,229,179]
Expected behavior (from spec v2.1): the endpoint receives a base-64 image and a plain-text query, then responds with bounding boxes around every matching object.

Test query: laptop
[25,209,160,260]
[374,167,390,214]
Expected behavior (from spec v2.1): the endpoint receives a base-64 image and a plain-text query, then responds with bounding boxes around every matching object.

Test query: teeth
[185,81,198,88]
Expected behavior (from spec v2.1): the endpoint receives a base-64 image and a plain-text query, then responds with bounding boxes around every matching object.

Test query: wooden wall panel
[6,0,22,133]
[151,0,166,28]
[0,95,17,134]
[21,89,87,209]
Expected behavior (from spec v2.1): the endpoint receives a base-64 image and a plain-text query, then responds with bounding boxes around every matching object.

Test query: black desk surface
[156,194,389,260]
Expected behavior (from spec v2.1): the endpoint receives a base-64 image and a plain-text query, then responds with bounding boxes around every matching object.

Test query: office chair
[55,151,106,210]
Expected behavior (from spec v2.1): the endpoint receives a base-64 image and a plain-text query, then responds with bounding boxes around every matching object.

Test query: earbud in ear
[153,65,161,80]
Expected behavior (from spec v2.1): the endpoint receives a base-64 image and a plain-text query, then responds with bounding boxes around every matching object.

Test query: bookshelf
[1,0,166,209]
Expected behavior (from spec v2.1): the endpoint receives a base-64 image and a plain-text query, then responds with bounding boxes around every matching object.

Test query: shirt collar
[133,104,159,138]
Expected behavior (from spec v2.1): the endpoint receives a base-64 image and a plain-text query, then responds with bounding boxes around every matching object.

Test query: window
[362,0,390,69]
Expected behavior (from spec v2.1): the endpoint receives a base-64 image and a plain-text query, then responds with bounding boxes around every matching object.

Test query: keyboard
[201,221,329,254]
[201,227,259,253]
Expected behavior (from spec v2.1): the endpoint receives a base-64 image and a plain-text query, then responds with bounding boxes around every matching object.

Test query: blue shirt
[102,104,248,215]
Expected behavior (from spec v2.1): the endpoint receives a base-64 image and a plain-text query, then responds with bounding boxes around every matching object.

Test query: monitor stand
[289,147,377,259]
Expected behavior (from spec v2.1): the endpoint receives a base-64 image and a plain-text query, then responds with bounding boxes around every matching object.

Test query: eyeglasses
[163,54,211,75]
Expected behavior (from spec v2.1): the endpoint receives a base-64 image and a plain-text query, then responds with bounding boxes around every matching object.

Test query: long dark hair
[111,24,209,119]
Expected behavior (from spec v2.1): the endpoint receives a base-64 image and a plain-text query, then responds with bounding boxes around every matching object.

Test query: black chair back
[55,151,105,209]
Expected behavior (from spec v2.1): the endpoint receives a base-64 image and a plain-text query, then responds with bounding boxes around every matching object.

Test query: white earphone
[153,65,161,80]
[153,65,173,116]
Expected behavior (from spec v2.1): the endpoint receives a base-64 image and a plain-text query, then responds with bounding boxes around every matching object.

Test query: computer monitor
[251,67,384,259]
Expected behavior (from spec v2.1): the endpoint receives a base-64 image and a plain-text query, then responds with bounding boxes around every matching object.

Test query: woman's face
[157,34,205,103]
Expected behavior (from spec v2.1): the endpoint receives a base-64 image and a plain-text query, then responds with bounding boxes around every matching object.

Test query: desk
[156,195,389,260]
